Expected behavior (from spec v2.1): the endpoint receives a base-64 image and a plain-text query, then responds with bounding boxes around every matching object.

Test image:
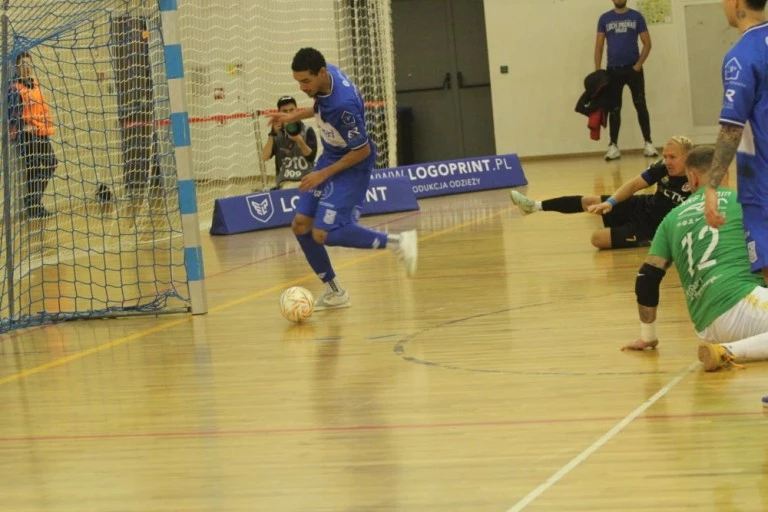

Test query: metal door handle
[396,72,452,94]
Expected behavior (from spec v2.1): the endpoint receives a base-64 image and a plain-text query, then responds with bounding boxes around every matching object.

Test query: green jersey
[648,187,763,332]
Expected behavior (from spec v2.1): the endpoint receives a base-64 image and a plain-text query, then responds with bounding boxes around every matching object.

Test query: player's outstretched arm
[622,255,671,351]
[265,108,314,130]
[587,175,650,215]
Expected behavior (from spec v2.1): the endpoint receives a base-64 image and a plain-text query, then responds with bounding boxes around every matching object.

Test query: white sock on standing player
[722,331,768,361]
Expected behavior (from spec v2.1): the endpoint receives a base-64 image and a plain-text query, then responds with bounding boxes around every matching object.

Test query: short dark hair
[276,95,296,109]
[15,51,30,66]
[291,48,326,75]
[685,145,715,173]
[746,0,767,10]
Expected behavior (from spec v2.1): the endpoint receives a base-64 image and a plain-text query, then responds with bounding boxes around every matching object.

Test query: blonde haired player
[511,136,693,249]
[624,145,768,371]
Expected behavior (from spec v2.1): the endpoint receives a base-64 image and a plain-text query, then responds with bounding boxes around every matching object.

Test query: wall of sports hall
[484,0,734,158]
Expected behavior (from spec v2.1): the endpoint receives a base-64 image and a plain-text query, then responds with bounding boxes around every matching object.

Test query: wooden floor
[1,153,767,511]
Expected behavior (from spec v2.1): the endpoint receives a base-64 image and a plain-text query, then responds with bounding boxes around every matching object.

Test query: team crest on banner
[246,193,274,223]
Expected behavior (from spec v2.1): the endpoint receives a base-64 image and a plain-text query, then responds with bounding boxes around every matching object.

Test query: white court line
[506,360,701,512]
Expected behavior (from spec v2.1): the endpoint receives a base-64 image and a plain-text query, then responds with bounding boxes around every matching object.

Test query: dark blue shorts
[296,151,375,231]
[742,203,768,273]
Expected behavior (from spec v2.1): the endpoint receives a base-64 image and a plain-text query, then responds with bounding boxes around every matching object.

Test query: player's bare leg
[590,228,613,249]
[291,213,313,236]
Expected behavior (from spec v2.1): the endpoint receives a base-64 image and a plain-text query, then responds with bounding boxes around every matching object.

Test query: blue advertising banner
[370,153,527,198]
[210,177,419,235]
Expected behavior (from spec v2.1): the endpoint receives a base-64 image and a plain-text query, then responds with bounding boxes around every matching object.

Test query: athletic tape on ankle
[640,322,657,342]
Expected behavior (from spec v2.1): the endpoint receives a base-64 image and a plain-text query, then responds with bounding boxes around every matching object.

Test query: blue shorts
[742,203,768,273]
[296,151,375,231]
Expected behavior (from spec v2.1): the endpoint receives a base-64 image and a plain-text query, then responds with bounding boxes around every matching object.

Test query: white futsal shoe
[395,230,418,277]
[314,289,351,311]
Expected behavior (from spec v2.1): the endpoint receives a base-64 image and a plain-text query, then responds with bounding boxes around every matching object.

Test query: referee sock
[541,196,585,214]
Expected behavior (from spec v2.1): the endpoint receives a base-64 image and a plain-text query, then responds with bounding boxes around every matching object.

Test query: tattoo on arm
[709,124,743,188]
[639,305,657,323]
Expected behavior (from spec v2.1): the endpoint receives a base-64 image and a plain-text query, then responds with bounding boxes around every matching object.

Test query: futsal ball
[279,286,314,323]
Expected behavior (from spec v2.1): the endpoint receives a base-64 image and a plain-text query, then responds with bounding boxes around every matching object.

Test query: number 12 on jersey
[681,226,719,277]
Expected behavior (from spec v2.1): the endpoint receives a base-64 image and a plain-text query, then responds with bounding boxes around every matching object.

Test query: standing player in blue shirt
[595,0,657,161]
[704,0,768,284]
[268,48,418,310]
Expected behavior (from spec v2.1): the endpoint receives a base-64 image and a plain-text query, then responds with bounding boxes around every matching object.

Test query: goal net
[178,0,398,228]
[0,0,395,331]
[0,0,200,331]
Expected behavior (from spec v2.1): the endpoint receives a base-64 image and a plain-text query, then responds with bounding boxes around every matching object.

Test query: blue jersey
[313,64,371,163]
[719,22,768,206]
[597,9,648,68]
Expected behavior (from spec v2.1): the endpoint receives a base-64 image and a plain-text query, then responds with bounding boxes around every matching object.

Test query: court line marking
[0,406,758,444]
[506,360,701,512]
[394,304,677,376]
[0,211,424,343]
[0,206,514,387]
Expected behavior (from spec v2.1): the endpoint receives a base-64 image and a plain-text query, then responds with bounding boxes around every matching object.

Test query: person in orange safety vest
[7,51,58,219]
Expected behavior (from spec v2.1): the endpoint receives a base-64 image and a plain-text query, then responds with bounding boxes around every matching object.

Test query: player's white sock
[535,201,543,211]
[325,279,345,296]
[722,331,768,361]
[387,233,401,250]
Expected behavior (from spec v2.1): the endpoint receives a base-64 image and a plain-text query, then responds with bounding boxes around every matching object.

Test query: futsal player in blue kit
[268,48,418,310]
[703,0,768,284]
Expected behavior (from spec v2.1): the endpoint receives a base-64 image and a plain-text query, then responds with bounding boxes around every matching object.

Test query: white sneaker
[395,230,418,277]
[643,141,658,157]
[510,190,537,215]
[314,289,351,311]
[605,144,621,161]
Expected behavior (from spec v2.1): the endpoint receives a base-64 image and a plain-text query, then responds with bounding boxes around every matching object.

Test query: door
[393,0,462,163]
[451,0,495,158]
[393,0,495,164]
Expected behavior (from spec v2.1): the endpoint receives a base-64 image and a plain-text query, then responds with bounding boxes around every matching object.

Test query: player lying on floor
[624,145,768,371]
[510,136,693,249]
